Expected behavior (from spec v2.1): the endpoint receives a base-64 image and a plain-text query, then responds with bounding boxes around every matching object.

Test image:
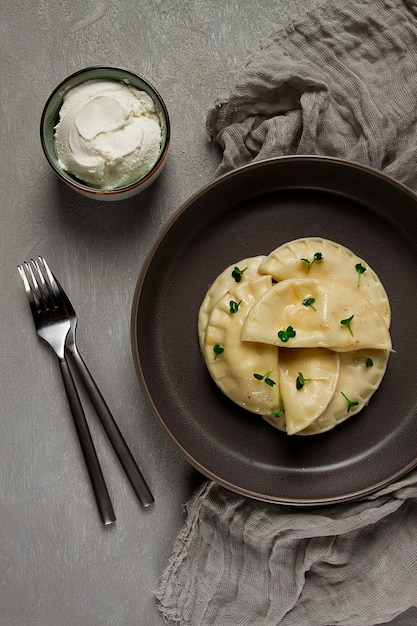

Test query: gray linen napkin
[207,0,417,191]
[156,1,417,624]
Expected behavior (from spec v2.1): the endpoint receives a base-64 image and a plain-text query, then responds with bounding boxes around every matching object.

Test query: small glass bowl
[40,66,170,201]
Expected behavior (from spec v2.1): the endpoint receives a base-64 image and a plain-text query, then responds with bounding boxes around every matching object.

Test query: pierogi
[203,275,278,414]
[198,237,392,435]
[241,278,392,352]
[260,237,391,327]
[198,255,266,350]
[273,348,340,435]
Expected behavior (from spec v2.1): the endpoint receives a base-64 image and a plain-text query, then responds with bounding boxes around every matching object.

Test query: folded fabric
[157,475,417,626]
[156,1,417,624]
[206,0,417,194]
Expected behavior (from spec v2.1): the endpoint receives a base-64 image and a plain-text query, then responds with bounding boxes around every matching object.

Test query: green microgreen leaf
[253,370,276,387]
[277,326,296,343]
[355,263,367,287]
[213,344,224,359]
[302,297,317,311]
[231,266,247,283]
[341,391,359,413]
[229,299,242,314]
[301,252,323,272]
[296,371,330,390]
[296,372,306,390]
[340,314,354,336]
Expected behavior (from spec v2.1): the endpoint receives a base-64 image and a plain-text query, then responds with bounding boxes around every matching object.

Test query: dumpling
[266,348,340,435]
[266,349,389,435]
[241,278,392,352]
[203,275,280,415]
[300,349,390,434]
[198,255,267,350]
[259,237,391,327]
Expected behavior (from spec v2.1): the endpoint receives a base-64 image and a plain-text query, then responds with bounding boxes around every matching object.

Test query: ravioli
[203,275,279,414]
[259,237,391,327]
[241,278,392,352]
[198,255,266,350]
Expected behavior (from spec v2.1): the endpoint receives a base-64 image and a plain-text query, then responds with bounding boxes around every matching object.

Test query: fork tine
[38,256,74,314]
[17,264,38,308]
[31,258,48,291]
[25,260,47,308]
[38,257,62,301]
[29,258,57,310]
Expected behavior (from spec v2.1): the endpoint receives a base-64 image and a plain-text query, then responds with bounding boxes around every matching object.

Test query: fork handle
[68,348,154,508]
[59,358,116,525]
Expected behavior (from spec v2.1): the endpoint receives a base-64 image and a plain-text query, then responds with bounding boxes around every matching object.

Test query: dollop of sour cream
[54,79,162,190]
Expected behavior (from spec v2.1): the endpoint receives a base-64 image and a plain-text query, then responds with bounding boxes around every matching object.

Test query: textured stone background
[4,2,415,626]
[1,3,316,625]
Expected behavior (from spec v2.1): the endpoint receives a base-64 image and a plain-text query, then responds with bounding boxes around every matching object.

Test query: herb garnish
[296,371,330,390]
[213,344,224,359]
[277,326,296,343]
[302,297,317,311]
[340,314,354,336]
[301,252,323,272]
[253,370,276,387]
[229,300,242,314]
[341,391,359,412]
[296,372,308,390]
[231,266,247,283]
[355,263,367,287]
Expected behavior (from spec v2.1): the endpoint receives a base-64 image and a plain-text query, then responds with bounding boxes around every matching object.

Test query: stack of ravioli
[198,238,392,435]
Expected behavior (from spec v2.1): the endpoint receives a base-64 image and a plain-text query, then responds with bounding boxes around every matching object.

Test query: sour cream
[54,79,162,189]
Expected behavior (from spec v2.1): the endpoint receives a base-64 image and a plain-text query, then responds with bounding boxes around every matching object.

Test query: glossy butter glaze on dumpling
[270,347,340,435]
[299,348,390,434]
[259,237,391,327]
[241,277,392,352]
[198,255,267,350]
[203,275,280,415]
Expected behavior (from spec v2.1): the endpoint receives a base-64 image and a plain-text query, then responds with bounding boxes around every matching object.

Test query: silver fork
[18,259,116,526]
[39,257,154,509]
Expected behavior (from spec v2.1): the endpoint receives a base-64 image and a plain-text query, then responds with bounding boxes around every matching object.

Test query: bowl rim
[40,65,171,197]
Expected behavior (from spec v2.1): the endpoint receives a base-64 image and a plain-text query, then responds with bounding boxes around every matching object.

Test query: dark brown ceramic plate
[131,156,417,505]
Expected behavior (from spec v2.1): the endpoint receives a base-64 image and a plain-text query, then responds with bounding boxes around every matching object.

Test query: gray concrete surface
[2,2,416,625]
